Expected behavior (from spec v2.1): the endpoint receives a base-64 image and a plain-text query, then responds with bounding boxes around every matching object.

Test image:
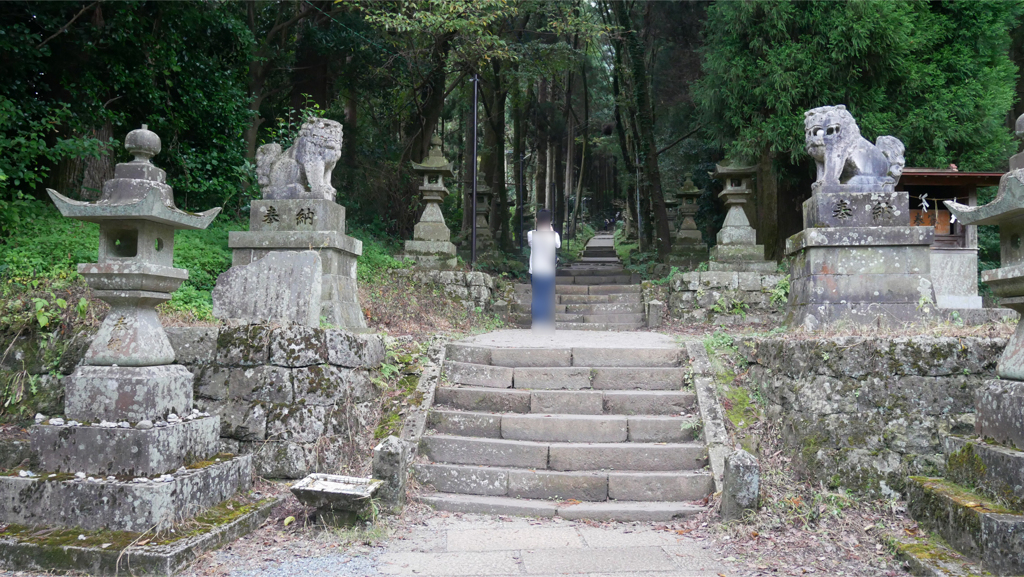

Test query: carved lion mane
[804,105,904,191]
[256,118,343,200]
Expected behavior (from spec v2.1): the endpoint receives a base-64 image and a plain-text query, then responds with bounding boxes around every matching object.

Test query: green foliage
[770,277,790,308]
[0,204,98,284]
[348,224,410,285]
[703,330,737,355]
[695,0,1021,171]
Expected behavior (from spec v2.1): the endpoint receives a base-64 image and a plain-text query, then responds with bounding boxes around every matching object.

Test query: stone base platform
[64,364,194,424]
[32,417,219,477]
[0,455,252,532]
[0,493,279,576]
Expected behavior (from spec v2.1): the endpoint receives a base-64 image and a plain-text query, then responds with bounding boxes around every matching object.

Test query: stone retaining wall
[393,269,496,310]
[739,336,1005,495]
[670,271,787,325]
[166,326,385,479]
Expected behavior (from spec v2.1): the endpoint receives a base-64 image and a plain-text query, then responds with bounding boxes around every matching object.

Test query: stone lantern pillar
[399,135,457,268]
[0,126,253,534]
[668,177,709,269]
[709,162,774,273]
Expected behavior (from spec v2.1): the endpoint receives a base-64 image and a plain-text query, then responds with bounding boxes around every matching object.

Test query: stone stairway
[412,330,713,522]
[512,233,646,330]
[900,381,1024,575]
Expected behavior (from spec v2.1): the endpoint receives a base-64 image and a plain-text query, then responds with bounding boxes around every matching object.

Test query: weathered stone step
[945,436,1024,512]
[557,268,626,277]
[434,387,695,414]
[907,476,1024,575]
[581,313,645,324]
[444,344,685,369]
[564,303,645,314]
[447,364,690,391]
[418,493,705,522]
[429,410,699,442]
[413,464,713,502]
[421,435,707,471]
[514,284,641,295]
[559,294,641,304]
[556,275,635,286]
[894,533,986,577]
[554,322,645,331]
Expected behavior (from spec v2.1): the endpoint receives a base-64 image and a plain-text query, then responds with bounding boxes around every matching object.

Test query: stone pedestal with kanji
[785,105,934,328]
[223,117,366,329]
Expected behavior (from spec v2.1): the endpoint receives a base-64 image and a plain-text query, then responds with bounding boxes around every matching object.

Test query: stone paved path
[172,509,732,577]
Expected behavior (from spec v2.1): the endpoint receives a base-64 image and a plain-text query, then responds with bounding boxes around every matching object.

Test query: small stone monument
[224,117,366,329]
[398,135,457,268]
[0,126,253,533]
[708,162,774,273]
[786,105,934,327]
[668,177,709,269]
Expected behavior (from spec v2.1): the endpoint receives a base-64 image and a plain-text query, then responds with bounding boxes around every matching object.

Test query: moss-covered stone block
[215,326,271,366]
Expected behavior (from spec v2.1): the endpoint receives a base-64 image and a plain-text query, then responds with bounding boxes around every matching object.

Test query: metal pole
[471,74,479,265]
[519,152,524,252]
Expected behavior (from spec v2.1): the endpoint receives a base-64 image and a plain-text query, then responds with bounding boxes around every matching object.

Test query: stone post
[721,449,760,521]
[785,105,934,328]
[224,117,367,329]
[399,135,458,268]
[0,126,253,534]
[709,163,774,273]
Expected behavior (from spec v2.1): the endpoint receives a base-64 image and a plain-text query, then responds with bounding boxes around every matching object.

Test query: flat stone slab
[212,250,322,327]
[547,442,707,471]
[419,493,557,518]
[501,414,627,443]
[0,494,279,576]
[513,367,591,390]
[555,500,705,522]
[444,361,513,388]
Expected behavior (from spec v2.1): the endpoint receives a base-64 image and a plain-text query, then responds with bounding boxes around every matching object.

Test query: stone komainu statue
[256,117,342,200]
[804,105,905,190]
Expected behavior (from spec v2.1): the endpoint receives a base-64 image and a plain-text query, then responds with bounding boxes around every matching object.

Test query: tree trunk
[757,148,779,260]
[614,1,671,261]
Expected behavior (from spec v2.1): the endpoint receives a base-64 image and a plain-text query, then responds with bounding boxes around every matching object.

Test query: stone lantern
[399,135,457,268]
[946,113,1024,381]
[0,126,253,534]
[474,181,496,253]
[709,162,774,273]
[668,176,709,268]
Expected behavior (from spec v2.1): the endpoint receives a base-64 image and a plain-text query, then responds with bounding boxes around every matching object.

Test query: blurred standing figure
[528,209,560,331]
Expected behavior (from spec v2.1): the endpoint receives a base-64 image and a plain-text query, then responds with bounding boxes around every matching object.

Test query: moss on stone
[947,443,986,489]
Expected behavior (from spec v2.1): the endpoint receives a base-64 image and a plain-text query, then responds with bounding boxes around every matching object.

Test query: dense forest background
[2,0,1023,282]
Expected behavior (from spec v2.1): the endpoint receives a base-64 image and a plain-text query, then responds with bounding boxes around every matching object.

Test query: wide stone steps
[944,436,1024,512]
[418,493,704,522]
[413,464,713,502]
[434,387,695,413]
[416,335,709,522]
[515,284,641,296]
[907,476,1024,574]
